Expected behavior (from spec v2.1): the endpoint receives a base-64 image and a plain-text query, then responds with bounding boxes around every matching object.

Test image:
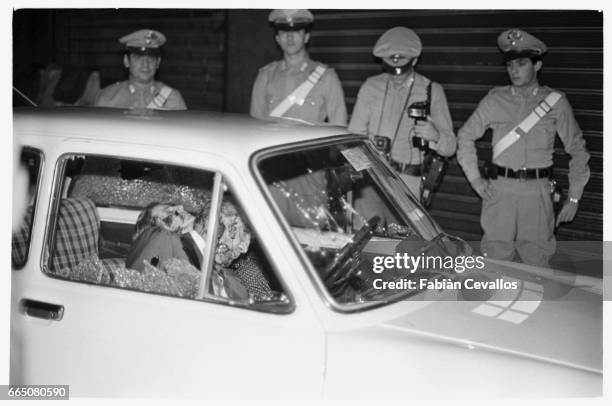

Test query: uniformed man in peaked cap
[251,10,347,228]
[457,28,590,267]
[95,29,187,110]
[250,9,347,125]
[349,26,456,198]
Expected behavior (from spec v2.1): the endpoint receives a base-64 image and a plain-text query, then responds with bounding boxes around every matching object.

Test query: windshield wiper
[418,231,448,255]
[409,231,471,258]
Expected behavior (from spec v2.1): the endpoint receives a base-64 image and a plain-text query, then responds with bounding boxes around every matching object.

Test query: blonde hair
[134,202,167,240]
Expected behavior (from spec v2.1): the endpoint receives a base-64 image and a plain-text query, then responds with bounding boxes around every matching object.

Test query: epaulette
[259,61,280,72]
[488,86,510,96]
[97,81,122,97]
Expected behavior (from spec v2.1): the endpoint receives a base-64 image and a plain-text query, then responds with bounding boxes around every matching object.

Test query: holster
[482,161,498,180]
[420,152,448,208]
[550,178,563,216]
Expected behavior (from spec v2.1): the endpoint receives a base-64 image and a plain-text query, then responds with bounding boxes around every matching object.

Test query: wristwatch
[569,197,579,204]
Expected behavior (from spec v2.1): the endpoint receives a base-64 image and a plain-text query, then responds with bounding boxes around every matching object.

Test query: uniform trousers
[481,176,555,267]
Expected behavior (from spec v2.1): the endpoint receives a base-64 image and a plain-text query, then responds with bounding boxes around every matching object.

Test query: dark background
[13,9,603,256]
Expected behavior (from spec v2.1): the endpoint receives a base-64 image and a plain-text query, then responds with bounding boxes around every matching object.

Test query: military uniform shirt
[250,58,348,125]
[349,72,456,164]
[457,85,590,199]
[95,80,187,110]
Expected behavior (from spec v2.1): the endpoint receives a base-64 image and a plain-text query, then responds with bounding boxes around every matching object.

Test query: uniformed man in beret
[456,29,590,267]
[349,27,456,197]
[95,29,187,110]
[250,9,347,125]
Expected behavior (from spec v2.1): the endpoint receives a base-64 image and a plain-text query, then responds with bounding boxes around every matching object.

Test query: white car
[11,107,602,398]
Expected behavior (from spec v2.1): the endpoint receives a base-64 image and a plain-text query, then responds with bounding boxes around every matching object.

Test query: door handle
[21,299,64,321]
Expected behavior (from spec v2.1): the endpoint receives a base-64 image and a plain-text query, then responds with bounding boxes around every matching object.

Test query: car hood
[379,259,602,373]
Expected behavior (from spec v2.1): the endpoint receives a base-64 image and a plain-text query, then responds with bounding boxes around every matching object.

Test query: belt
[389,159,422,176]
[495,165,553,180]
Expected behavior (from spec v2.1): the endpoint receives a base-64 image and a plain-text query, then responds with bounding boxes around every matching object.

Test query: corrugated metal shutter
[23,9,601,242]
[52,9,226,111]
[309,9,602,242]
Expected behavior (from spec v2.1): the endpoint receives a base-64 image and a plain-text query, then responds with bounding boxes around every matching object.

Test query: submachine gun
[408,82,448,208]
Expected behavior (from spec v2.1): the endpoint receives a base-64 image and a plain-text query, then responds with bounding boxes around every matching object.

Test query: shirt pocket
[529,117,556,152]
[266,80,287,106]
[304,92,324,109]
[266,89,282,106]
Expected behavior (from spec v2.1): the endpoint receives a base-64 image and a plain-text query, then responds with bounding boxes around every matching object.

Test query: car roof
[13,107,355,156]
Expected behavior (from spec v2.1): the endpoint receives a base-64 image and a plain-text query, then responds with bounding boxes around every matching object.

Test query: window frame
[42,151,294,314]
[12,146,44,270]
[251,136,443,313]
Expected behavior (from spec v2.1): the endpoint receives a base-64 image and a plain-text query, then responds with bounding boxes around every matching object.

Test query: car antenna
[13,86,38,107]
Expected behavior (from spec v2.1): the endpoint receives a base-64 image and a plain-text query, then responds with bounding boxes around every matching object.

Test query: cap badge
[507,29,523,46]
[145,31,157,45]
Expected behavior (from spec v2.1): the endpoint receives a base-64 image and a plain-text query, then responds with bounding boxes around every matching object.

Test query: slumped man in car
[95,29,187,110]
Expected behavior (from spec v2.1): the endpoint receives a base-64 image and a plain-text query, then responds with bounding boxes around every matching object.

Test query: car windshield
[258,140,471,308]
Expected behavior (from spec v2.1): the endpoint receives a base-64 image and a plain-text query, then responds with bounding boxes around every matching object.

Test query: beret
[373,27,422,59]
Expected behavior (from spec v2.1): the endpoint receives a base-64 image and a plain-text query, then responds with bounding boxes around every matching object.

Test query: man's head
[373,27,422,78]
[119,29,166,84]
[505,57,541,88]
[497,29,546,88]
[269,9,314,56]
[135,202,194,240]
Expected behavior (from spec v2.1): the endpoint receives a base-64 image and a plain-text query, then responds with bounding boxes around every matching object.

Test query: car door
[11,137,326,398]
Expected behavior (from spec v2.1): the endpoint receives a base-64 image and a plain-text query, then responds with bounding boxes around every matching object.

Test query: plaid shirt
[50,197,100,274]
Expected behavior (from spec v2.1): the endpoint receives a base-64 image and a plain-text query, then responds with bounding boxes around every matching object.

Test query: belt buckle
[392,160,405,173]
[517,167,527,182]
[390,159,402,173]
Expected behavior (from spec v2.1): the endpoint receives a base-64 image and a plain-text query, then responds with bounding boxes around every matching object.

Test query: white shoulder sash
[492,91,562,160]
[148,85,172,109]
[269,65,327,118]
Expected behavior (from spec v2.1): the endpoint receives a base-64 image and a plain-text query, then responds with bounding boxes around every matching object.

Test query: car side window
[12,147,43,269]
[209,184,291,308]
[43,154,291,313]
